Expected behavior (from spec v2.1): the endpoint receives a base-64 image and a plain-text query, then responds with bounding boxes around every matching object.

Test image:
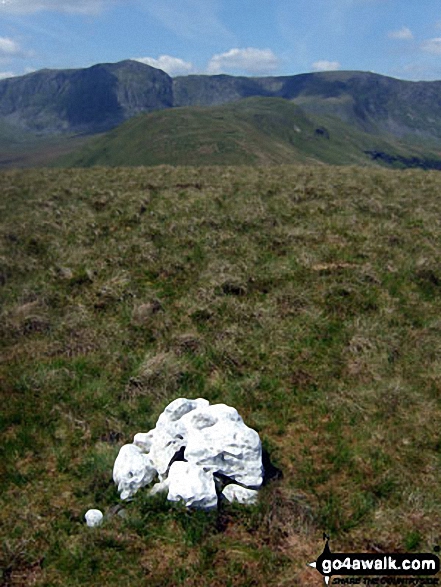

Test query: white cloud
[0,70,16,79]
[0,36,33,62]
[134,55,193,77]
[0,36,22,56]
[312,60,341,72]
[207,48,280,75]
[421,37,441,54]
[0,0,116,14]
[388,26,413,40]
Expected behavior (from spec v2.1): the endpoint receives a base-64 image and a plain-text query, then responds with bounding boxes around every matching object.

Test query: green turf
[1,164,440,586]
[56,97,441,169]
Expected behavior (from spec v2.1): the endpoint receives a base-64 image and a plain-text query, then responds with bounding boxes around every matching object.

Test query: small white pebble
[85,509,103,527]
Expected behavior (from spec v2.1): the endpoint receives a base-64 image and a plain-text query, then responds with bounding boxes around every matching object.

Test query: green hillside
[1,165,441,586]
[57,97,438,168]
[0,132,95,169]
[173,70,441,141]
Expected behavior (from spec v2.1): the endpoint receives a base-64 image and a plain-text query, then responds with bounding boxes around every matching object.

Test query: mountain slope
[56,97,437,168]
[0,60,173,134]
[174,70,441,141]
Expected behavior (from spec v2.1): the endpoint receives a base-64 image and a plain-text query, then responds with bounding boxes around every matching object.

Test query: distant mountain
[2,59,441,168]
[2,60,441,140]
[56,97,441,169]
[0,60,173,134]
[173,70,441,141]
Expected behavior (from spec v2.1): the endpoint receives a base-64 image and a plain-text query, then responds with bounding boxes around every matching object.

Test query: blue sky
[1,0,441,80]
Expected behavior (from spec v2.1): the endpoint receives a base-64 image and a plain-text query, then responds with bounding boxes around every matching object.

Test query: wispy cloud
[143,0,234,45]
[0,70,16,79]
[0,36,31,61]
[0,0,117,14]
[0,36,22,56]
[390,61,441,81]
[312,60,341,72]
[319,0,390,36]
[388,26,413,40]
[421,37,441,54]
[134,55,193,76]
[207,47,280,75]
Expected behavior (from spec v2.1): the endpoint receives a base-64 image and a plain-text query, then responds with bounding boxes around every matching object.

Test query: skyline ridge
[2,1,441,81]
[1,58,440,84]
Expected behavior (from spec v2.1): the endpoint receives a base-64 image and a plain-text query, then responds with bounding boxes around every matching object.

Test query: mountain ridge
[2,60,441,138]
[0,60,173,134]
[173,69,441,139]
[2,59,441,168]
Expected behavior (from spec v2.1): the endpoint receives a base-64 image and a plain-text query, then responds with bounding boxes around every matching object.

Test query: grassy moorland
[55,97,441,169]
[0,132,95,170]
[1,164,440,586]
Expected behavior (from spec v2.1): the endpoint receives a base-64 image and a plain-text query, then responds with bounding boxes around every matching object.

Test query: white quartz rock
[181,404,263,488]
[85,509,103,527]
[133,430,155,452]
[146,426,186,481]
[145,398,209,481]
[167,461,218,509]
[149,479,169,496]
[112,397,264,509]
[222,484,259,505]
[156,397,209,430]
[113,444,157,500]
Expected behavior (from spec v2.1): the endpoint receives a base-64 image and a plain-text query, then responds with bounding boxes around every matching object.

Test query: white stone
[167,461,218,509]
[113,443,156,500]
[145,398,210,481]
[156,397,209,430]
[181,404,263,488]
[146,426,186,481]
[85,509,103,527]
[133,431,155,452]
[111,397,264,509]
[149,479,169,496]
[222,484,259,505]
